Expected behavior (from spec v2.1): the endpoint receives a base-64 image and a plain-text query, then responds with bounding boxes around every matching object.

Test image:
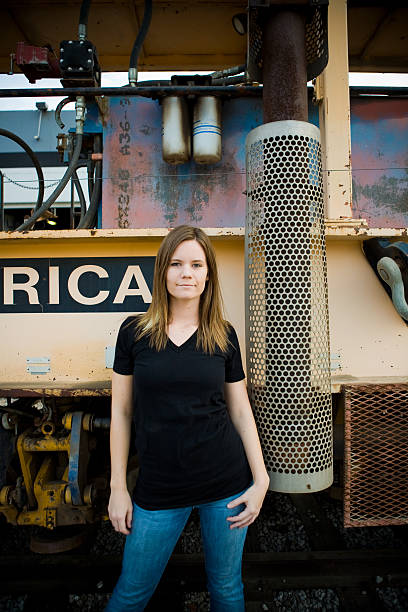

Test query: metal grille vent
[247,5,328,83]
[344,384,408,527]
[305,5,328,81]
[245,120,332,493]
[247,8,263,83]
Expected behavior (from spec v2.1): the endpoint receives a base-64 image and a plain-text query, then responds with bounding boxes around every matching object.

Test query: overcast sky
[0,71,407,111]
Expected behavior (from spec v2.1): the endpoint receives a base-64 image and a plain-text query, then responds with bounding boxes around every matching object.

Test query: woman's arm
[224,379,270,529]
[108,371,134,535]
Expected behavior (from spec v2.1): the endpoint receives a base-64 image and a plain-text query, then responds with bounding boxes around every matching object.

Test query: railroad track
[1,492,407,611]
[1,549,407,609]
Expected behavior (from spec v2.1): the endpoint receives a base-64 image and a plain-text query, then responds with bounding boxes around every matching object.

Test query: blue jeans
[105,489,248,611]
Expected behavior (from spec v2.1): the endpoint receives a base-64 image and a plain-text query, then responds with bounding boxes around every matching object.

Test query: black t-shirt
[113,317,252,510]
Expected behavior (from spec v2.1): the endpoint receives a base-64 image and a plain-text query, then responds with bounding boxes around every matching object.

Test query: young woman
[106,225,269,612]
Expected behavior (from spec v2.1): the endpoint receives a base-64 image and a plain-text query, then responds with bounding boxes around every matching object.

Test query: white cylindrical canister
[193,96,221,164]
[245,120,333,494]
[161,96,191,164]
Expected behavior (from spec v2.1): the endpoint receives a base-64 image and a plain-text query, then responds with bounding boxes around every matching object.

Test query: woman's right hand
[108,487,133,535]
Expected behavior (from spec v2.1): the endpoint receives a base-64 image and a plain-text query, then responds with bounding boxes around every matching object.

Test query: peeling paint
[102,97,318,228]
[351,97,408,228]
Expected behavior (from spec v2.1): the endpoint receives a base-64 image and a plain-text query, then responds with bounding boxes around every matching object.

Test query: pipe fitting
[75,95,87,134]
[128,67,138,87]
[40,421,55,436]
[78,23,87,41]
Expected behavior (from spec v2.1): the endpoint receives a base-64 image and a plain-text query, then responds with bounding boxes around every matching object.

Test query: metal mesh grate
[247,8,263,83]
[305,5,328,82]
[247,5,328,83]
[344,384,408,527]
[245,120,332,493]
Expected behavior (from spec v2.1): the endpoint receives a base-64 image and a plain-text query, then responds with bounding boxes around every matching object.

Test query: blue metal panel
[351,98,408,228]
[102,96,319,228]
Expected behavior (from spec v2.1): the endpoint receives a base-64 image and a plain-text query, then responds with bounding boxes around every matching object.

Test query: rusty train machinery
[0,0,408,610]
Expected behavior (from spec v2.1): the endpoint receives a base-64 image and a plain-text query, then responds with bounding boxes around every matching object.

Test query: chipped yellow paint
[315,0,353,220]
[1,232,408,394]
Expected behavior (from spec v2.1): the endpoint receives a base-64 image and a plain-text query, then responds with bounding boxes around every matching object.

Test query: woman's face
[166,239,208,303]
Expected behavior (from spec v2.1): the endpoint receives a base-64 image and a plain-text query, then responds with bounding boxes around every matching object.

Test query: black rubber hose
[72,168,87,222]
[77,161,101,228]
[55,97,75,130]
[16,134,83,231]
[0,128,44,212]
[77,135,102,229]
[87,158,95,201]
[79,0,92,29]
[129,0,152,69]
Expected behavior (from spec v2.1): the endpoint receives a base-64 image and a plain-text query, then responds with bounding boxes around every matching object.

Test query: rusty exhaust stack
[263,8,308,123]
[245,1,333,494]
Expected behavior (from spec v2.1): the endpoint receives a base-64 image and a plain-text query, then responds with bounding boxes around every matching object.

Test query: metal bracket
[68,412,90,506]
[105,346,115,368]
[26,356,51,375]
[330,353,341,372]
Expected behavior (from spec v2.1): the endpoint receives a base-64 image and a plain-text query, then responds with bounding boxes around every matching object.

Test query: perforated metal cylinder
[245,120,332,493]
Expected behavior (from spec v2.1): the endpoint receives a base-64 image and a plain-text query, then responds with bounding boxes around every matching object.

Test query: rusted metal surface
[102,97,263,228]
[0,386,111,398]
[262,8,308,123]
[351,98,408,228]
[101,93,407,228]
[22,435,70,452]
[30,528,90,554]
[0,86,263,100]
[344,383,408,527]
[0,85,405,101]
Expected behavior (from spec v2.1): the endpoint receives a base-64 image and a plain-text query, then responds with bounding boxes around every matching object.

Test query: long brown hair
[134,225,229,353]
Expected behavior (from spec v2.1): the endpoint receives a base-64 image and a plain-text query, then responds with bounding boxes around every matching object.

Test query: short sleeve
[225,326,245,383]
[113,317,135,375]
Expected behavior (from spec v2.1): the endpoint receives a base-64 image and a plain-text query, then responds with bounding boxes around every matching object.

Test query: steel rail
[1,550,407,595]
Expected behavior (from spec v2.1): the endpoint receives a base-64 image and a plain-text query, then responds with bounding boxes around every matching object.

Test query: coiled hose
[16,133,83,231]
[0,128,44,212]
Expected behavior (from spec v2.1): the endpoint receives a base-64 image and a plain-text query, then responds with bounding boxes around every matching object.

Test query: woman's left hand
[226,480,269,529]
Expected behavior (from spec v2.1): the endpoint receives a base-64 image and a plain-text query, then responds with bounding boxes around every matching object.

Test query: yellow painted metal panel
[315,0,353,221]
[2,234,408,392]
[327,240,408,381]
[0,235,245,390]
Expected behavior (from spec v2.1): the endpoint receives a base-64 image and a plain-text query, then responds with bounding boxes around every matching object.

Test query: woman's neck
[168,298,200,328]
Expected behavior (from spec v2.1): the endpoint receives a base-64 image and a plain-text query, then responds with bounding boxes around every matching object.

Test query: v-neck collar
[167,328,198,352]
